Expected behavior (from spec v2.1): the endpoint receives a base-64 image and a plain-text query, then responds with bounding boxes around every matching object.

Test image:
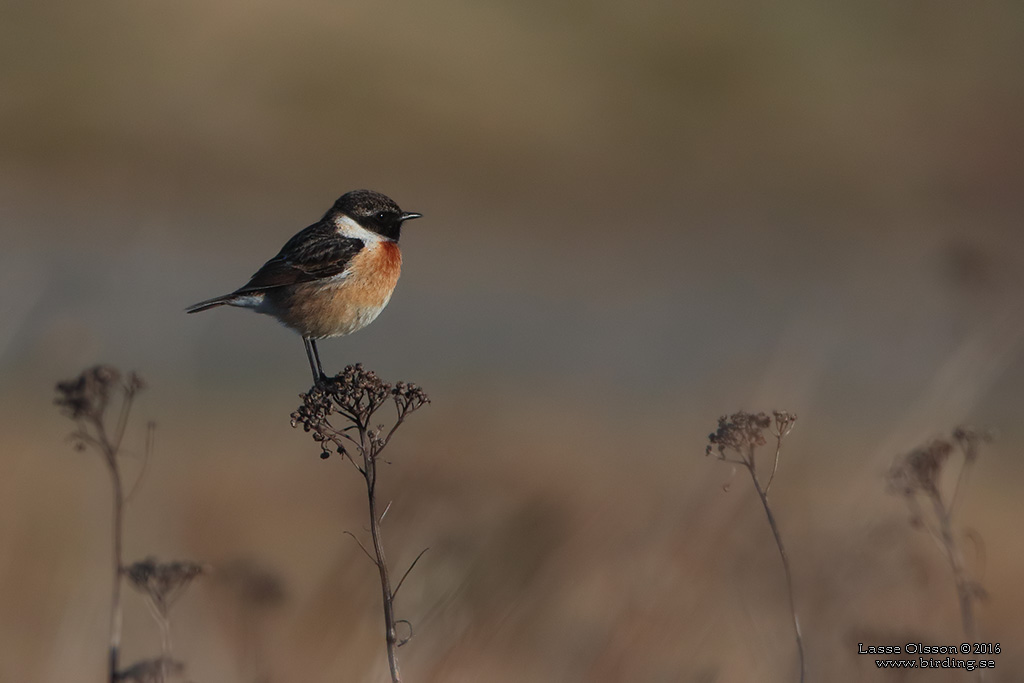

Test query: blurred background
[2,0,1023,680]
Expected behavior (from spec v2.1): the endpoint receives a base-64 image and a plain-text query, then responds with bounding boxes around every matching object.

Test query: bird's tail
[186,295,233,313]
[186,291,265,313]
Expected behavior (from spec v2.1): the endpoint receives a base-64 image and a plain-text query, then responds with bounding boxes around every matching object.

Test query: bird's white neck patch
[333,214,386,243]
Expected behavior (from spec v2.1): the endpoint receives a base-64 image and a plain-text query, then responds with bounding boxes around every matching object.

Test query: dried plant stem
[96,408,131,683]
[158,616,173,683]
[140,595,174,682]
[746,453,805,683]
[292,367,429,683]
[948,457,972,518]
[931,497,976,641]
[706,412,803,683]
[57,369,205,683]
[55,368,141,683]
[105,451,126,683]
[887,428,991,679]
[932,467,976,640]
[362,446,402,683]
[355,406,419,683]
[763,433,783,496]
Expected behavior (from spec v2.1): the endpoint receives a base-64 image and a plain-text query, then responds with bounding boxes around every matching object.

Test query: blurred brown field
[2,0,1024,681]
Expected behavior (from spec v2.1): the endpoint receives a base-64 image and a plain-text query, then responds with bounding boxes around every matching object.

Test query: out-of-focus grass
[2,390,1023,681]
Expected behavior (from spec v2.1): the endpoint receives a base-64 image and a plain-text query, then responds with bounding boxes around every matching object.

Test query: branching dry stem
[57,368,205,683]
[706,411,804,683]
[887,427,992,681]
[746,447,805,683]
[291,364,429,683]
[55,367,143,682]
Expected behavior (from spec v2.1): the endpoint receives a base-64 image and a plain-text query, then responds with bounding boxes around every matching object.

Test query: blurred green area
[2,0,1023,681]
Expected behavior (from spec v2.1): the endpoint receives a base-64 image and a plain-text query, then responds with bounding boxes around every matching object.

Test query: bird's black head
[331,189,421,242]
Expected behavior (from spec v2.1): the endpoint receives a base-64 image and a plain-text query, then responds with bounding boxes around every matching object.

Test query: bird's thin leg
[303,338,326,384]
[307,337,327,382]
[310,339,327,380]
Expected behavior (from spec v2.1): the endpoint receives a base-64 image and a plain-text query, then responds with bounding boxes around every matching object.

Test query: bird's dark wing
[233,221,365,293]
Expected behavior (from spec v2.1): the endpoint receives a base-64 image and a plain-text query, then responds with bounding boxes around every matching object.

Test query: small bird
[187,189,421,383]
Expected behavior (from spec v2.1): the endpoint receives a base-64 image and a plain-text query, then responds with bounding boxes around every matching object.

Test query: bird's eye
[376,211,388,221]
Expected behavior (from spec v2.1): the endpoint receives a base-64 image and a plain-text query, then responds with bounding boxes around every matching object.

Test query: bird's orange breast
[342,240,402,310]
[268,240,402,339]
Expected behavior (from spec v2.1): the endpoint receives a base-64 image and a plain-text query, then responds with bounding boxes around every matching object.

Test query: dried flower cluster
[125,558,206,618]
[707,411,770,457]
[291,364,429,461]
[707,411,796,463]
[887,427,992,500]
[887,440,954,497]
[55,365,144,419]
[952,426,990,463]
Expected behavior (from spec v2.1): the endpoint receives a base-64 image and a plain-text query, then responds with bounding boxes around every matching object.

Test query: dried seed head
[772,410,798,437]
[55,366,147,454]
[125,557,206,617]
[952,425,994,462]
[292,364,429,461]
[394,381,430,413]
[887,439,953,497]
[126,371,146,394]
[55,365,125,420]
[706,411,771,458]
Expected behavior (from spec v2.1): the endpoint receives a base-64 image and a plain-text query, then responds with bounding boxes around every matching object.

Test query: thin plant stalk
[106,449,126,683]
[96,396,134,683]
[55,367,143,683]
[291,365,429,683]
[355,398,423,683]
[746,445,805,683]
[138,595,173,683]
[706,411,804,683]
[932,497,976,640]
[363,443,402,682]
[887,428,991,683]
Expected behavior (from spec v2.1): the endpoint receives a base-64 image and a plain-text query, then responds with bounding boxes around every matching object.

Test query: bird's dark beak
[400,212,422,222]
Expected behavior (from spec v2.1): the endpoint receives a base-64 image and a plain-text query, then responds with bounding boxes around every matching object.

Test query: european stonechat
[187,189,421,382]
